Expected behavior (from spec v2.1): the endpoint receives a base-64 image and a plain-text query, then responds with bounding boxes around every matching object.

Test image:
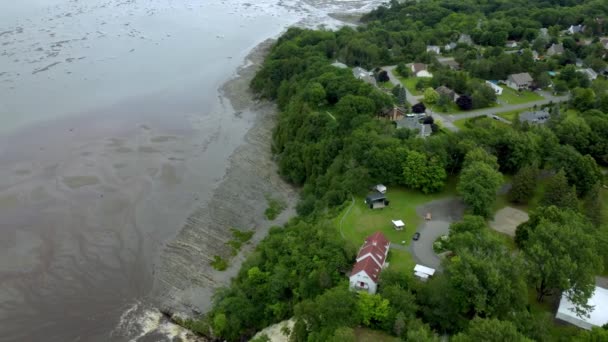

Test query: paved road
[381,65,571,132]
[382,65,422,104]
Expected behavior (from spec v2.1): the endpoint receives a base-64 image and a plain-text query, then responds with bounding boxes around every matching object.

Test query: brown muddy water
[0,0,384,341]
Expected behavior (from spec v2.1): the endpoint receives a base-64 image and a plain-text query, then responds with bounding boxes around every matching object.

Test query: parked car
[492,115,500,120]
[413,232,421,241]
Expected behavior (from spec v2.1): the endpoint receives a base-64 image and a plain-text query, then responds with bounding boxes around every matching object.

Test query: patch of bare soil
[490,206,529,237]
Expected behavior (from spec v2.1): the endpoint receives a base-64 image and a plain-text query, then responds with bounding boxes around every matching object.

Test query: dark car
[413,232,421,241]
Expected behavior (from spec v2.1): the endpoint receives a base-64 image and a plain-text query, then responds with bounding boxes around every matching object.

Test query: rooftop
[556,286,608,330]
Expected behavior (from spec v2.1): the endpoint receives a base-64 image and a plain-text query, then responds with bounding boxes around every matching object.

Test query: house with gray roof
[458,34,473,45]
[506,72,533,90]
[578,68,598,81]
[396,116,432,138]
[435,86,457,102]
[519,109,550,125]
[352,67,377,86]
[546,43,564,56]
[567,24,585,35]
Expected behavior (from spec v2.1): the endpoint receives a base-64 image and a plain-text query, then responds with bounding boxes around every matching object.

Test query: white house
[506,72,533,90]
[414,264,436,282]
[349,232,390,294]
[426,45,441,54]
[411,63,432,78]
[485,81,503,95]
[556,286,608,330]
[444,42,457,51]
[505,40,518,48]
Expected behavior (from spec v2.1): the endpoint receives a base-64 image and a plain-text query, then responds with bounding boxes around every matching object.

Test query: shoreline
[151,37,298,320]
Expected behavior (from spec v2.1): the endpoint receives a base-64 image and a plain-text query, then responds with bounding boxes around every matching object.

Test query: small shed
[365,192,389,209]
[392,220,405,231]
[414,264,436,282]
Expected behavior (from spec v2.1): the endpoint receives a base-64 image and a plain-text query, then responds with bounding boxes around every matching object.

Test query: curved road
[382,65,570,132]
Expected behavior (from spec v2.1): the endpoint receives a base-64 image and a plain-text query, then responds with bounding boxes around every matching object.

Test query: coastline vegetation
[186,0,608,340]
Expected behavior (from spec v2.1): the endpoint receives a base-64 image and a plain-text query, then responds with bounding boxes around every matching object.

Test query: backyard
[498,87,544,105]
[398,76,424,95]
[335,181,457,273]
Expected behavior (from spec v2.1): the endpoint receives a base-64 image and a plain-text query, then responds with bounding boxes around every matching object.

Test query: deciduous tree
[458,161,503,218]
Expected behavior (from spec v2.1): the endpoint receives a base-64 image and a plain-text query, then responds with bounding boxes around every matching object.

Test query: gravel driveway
[408,197,465,271]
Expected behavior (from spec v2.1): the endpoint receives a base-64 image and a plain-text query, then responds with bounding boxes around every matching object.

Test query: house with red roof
[349,232,390,294]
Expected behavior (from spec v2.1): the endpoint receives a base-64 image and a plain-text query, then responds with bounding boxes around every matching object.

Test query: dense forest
[185,0,608,341]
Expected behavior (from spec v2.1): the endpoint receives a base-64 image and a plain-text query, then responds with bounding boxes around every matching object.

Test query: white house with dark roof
[349,232,390,294]
[506,72,533,90]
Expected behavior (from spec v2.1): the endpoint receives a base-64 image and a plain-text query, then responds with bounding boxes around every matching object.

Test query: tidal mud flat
[152,39,298,316]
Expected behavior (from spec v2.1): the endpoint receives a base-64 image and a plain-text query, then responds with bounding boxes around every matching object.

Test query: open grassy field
[497,109,521,121]
[335,180,457,248]
[498,87,544,105]
[398,76,424,95]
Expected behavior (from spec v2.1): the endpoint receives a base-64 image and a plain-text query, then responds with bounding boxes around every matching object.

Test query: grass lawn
[453,116,510,131]
[453,118,469,130]
[354,328,400,342]
[379,81,394,91]
[498,88,544,105]
[429,102,466,114]
[387,249,415,275]
[497,109,521,121]
[398,76,423,96]
[335,180,457,249]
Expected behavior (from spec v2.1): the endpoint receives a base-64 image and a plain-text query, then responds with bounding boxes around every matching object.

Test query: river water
[0,1,381,341]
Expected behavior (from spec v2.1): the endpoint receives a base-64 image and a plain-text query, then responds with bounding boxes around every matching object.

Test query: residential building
[601,38,608,50]
[458,34,473,45]
[519,109,550,124]
[444,42,457,51]
[532,50,540,61]
[539,28,549,38]
[435,85,457,102]
[365,192,389,209]
[485,81,503,95]
[506,72,533,90]
[567,24,585,35]
[426,45,441,54]
[352,67,377,86]
[439,59,460,70]
[556,285,608,330]
[411,63,432,78]
[505,40,518,48]
[349,232,390,294]
[546,43,564,56]
[396,116,432,138]
[578,68,598,81]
